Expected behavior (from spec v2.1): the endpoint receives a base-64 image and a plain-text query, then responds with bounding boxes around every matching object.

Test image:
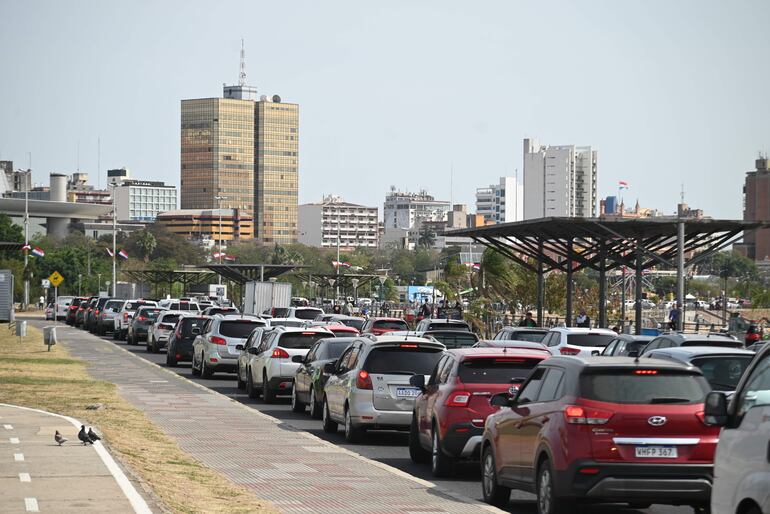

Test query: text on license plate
[396,388,421,398]
[635,446,677,458]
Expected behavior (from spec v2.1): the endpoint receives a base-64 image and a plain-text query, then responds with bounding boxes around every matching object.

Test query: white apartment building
[298,195,378,248]
[476,176,523,224]
[382,189,451,245]
[522,138,597,219]
[114,180,177,222]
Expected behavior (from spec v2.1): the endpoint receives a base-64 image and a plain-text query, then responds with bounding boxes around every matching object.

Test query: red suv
[409,348,548,477]
[480,356,718,513]
[361,317,408,335]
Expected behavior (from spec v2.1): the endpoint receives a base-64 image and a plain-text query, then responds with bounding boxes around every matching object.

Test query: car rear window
[317,341,353,360]
[272,308,291,318]
[430,332,478,349]
[105,301,123,310]
[428,322,471,332]
[278,332,332,349]
[339,318,365,331]
[219,320,263,338]
[125,301,154,311]
[567,334,615,347]
[580,370,710,404]
[295,309,323,320]
[500,330,546,342]
[207,308,237,316]
[180,318,207,336]
[271,320,304,327]
[691,355,753,391]
[137,308,162,320]
[363,346,443,375]
[373,320,408,330]
[681,339,743,349]
[161,314,182,325]
[459,357,542,384]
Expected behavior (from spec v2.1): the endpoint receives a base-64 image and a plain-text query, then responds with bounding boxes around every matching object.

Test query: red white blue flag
[31,247,45,258]
[106,248,114,257]
[118,249,129,260]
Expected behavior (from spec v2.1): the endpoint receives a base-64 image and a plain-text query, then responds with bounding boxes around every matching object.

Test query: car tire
[166,351,177,367]
[146,338,154,353]
[322,397,338,433]
[262,374,275,404]
[344,407,365,443]
[431,427,453,477]
[127,332,134,345]
[236,369,246,390]
[309,387,322,419]
[409,416,430,464]
[536,459,574,514]
[112,329,119,340]
[246,369,259,399]
[191,353,201,376]
[481,446,511,507]
[201,355,213,378]
[291,385,305,413]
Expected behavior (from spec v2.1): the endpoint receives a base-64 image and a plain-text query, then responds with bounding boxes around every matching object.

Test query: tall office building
[180,47,298,244]
[476,176,523,224]
[298,195,378,249]
[382,190,450,245]
[738,155,770,261]
[522,138,597,219]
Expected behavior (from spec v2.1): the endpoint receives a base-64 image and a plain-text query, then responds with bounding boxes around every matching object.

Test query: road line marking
[14,453,24,461]
[10,437,19,444]
[19,472,31,482]
[3,424,12,429]
[24,497,39,512]
[148,380,168,383]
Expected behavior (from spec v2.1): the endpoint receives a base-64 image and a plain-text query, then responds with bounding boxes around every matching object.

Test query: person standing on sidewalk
[519,312,537,327]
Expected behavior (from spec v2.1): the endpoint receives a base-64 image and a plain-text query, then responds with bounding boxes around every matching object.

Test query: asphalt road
[100,332,698,514]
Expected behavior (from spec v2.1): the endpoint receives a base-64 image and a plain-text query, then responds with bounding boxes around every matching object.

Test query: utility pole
[214,196,228,285]
[23,179,29,310]
[112,185,117,297]
[336,219,341,299]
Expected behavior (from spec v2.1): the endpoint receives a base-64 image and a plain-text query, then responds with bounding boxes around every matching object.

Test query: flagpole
[23,184,29,310]
[112,186,117,297]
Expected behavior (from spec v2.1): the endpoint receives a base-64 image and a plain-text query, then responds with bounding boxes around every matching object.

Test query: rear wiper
[649,397,690,404]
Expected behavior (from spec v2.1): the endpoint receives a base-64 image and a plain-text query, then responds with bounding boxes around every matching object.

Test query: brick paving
[39,322,500,514]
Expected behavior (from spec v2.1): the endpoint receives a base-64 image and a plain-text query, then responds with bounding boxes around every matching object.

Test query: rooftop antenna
[238,38,246,86]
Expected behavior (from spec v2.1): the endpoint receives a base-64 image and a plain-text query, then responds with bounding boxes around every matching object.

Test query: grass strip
[0,325,277,514]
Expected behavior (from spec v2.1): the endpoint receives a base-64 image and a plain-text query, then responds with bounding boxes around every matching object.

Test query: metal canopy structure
[200,263,307,284]
[448,217,765,333]
[292,273,382,293]
[121,268,217,293]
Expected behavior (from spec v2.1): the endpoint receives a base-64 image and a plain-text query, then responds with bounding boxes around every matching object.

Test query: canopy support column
[598,239,607,328]
[566,239,573,327]
[635,237,643,335]
[537,240,544,327]
[677,220,685,331]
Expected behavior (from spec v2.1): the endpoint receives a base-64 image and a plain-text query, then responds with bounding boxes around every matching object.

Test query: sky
[1,0,769,220]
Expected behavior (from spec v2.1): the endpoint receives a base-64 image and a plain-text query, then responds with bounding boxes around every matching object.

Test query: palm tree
[418,226,436,248]
[135,230,157,263]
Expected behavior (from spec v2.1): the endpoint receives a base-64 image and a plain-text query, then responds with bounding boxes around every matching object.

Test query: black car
[75,296,97,327]
[640,332,743,356]
[66,297,89,325]
[82,297,99,330]
[167,316,210,366]
[600,334,654,357]
[291,337,355,418]
[88,297,113,333]
[388,330,480,349]
[126,306,163,345]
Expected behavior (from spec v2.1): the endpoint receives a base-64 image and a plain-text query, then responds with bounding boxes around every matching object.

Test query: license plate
[635,446,677,458]
[396,388,421,398]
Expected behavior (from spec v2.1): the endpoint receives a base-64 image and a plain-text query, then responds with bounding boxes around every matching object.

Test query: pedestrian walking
[518,312,537,327]
[668,302,681,330]
[576,310,591,328]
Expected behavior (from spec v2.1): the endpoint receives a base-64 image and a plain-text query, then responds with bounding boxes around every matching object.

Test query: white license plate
[396,388,421,398]
[635,446,677,458]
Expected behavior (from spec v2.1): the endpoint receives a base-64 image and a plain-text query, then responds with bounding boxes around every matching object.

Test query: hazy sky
[2,0,769,219]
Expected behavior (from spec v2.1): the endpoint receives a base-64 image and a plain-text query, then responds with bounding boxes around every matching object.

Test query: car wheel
[112,329,118,340]
[481,446,511,507]
[201,355,213,378]
[409,415,430,464]
[246,369,259,399]
[309,387,322,419]
[262,374,275,404]
[344,407,365,443]
[536,459,574,514]
[431,427,453,477]
[191,353,201,376]
[322,397,338,433]
[236,368,246,390]
[166,350,177,367]
[126,332,134,345]
[291,385,305,413]
[146,337,154,353]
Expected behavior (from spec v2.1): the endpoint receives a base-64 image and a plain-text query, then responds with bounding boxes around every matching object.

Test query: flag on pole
[21,244,31,252]
[618,180,629,189]
[224,255,236,262]
[106,248,114,257]
[332,260,350,268]
[31,247,45,258]
[212,252,223,259]
[118,249,129,260]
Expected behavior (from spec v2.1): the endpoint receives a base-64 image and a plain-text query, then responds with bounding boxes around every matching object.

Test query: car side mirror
[627,350,639,358]
[247,347,259,355]
[191,327,201,335]
[490,393,512,408]
[323,362,336,374]
[704,391,729,426]
[291,355,304,363]
[409,374,426,391]
[235,344,244,351]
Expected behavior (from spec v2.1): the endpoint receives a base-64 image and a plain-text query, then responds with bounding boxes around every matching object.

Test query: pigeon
[87,428,101,443]
[78,425,92,445]
[54,430,67,446]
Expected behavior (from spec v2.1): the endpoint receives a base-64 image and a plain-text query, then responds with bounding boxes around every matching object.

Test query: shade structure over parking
[200,263,307,284]
[121,268,217,296]
[447,217,767,333]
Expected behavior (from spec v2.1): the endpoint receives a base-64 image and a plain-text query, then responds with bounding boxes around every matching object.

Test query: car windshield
[317,341,352,360]
[364,346,443,375]
[500,330,546,342]
[427,322,470,332]
[295,309,323,320]
[373,320,408,330]
[681,339,743,349]
[219,320,263,338]
[567,334,615,347]
[278,333,331,349]
[580,370,710,404]
[338,318,365,330]
[691,355,754,391]
[429,332,478,349]
[459,357,542,384]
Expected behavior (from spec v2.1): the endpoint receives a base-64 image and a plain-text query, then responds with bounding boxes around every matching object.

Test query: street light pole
[112,184,117,297]
[214,196,228,285]
[23,183,29,310]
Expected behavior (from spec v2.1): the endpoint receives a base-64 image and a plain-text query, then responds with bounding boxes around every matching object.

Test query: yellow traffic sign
[48,271,64,288]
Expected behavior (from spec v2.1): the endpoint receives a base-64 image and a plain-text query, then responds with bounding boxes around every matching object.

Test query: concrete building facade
[114,180,177,222]
[382,190,451,245]
[476,176,523,224]
[738,155,770,261]
[298,195,378,249]
[155,208,254,244]
[522,138,597,219]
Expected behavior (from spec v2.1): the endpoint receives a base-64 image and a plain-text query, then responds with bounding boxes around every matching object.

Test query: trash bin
[15,320,27,337]
[43,326,57,346]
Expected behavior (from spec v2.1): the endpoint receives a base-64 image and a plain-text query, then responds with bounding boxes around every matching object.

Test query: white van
[705,343,770,514]
[54,296,74,321]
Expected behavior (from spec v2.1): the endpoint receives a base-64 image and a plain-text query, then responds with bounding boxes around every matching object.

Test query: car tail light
[159,323,173,330]
[746,333,760,343]
[695,411,708,425]
[564,405,613,425]
[123,312,129,321]
[208,336,226,345]
[69,305,77,310]
[137,316,147,321]
[446,391,471,407]
[579,467,600,475]
[560,346,581,355]
[95,309,100,315]
[356,370,373,390]
[271,348,290,359]
[634,370,658,375]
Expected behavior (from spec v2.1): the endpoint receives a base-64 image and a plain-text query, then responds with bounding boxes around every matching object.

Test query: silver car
[321,335,445,442]
[191,315,268,378]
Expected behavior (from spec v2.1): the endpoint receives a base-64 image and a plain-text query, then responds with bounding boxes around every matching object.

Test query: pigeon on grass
[87,428,101,443]
[54,430,67,446]
[78,425,92,445]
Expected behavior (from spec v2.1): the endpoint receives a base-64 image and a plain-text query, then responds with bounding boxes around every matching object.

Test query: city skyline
[2,1,769,220]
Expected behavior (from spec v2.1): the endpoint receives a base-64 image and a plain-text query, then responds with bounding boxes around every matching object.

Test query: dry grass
[0,325,277,514]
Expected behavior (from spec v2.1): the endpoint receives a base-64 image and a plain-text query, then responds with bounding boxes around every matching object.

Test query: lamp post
[351,278,360,305]
[78,273,82,296]
[98,273,102,293]
[110,183,117,297]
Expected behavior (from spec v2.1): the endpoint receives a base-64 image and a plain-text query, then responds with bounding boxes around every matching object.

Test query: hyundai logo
[648,416,667,427]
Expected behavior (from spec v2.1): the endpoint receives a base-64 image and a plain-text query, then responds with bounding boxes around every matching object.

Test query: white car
[268,317,306,328]
[540,327,617,357]
[147,310,187,353]
[113,299,158,340]
[54,296,74,321]
[191,315,267,377]
[706,343,770,514]
[243,326,333,403]
[158,299,201,312]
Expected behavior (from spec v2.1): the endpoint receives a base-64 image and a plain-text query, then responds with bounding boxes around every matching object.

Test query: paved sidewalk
[37,321,501,514]
[0,404,151,514]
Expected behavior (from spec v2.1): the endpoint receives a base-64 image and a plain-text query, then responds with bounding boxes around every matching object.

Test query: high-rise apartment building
[738,155,770,261]
[476,176,523,224]
[382,190,451,245]
[522,138,597,219]
[180,59,299,244]
[298,195,378,249]
[114,180,177,222]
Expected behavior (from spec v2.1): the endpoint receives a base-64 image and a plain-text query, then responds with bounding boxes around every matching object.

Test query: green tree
[0,213,23,247]
[417,225,436,248]
[134,230,157,263]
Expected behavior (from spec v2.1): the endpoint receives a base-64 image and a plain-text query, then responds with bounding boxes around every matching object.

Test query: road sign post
[48,272,64,324]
